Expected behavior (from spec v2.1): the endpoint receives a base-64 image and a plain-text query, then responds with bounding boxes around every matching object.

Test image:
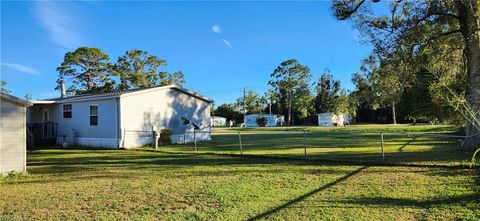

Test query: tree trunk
[289,92,294,125]
[392,101,397,125]
[287,91,292,125]
[456,0,480,150]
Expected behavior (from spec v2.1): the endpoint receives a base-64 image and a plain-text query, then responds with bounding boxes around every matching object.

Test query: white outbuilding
[245,114,285,127]
[210,116,227,127]
[317,112,347,127]
[1,93,33,174]
[27,85,212,148]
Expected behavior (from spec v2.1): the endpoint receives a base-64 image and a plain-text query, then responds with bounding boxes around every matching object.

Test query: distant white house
[317,112,347,127]
[27,85,212,148]
[1,93,32,174]
[210,116,227,127]
[245,114,285,127]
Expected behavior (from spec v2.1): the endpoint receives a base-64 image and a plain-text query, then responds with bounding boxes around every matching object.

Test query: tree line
[56,47,185,95]
[212,55,469,128]
[213,60,352,126]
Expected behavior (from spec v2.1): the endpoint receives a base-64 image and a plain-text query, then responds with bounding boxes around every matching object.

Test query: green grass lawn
[214,124,458,133]
[163,125,474,167]
[1,149,479,220]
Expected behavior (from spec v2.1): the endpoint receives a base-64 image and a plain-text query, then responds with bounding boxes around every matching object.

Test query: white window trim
[90,104,98,126]
[63,103,72,118]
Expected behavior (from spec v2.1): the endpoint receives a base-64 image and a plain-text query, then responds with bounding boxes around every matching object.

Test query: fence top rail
[381,131,468,139]
[183,130,212,134]
[124,129,153,133]
[233,131,306,135]
[210,130,472,138]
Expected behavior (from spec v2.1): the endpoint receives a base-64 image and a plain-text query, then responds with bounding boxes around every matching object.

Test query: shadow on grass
[248,166,369,220]
[26,147,363,175]
[334,193,480,208]
[15,147,370,186]
[398,136,417,152]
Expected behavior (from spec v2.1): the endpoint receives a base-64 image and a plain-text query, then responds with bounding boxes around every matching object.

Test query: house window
[90,105,98,126]
[63,104,72,118]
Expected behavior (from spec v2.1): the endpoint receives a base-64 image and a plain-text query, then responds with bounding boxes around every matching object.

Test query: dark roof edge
[171,86,212,103]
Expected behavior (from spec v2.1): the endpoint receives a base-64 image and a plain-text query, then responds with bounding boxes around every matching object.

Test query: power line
[201,85,269,94]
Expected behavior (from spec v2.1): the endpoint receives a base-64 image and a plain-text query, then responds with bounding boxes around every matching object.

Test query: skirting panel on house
[55,133,212,148]
[122,130,154,148]
[58,137,119,149]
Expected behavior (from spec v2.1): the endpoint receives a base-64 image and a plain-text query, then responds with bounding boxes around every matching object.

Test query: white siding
[120,88,211,147]
[28,98,119,148]
[0,99,26,173]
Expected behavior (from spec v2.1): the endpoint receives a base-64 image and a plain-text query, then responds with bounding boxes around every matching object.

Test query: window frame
[63,104,72,118]
[89,105,98,126]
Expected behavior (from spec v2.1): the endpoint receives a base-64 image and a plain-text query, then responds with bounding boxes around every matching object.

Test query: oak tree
[334,0,480,148]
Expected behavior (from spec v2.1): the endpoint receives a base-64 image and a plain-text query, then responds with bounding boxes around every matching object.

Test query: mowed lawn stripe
[1,149,478,220]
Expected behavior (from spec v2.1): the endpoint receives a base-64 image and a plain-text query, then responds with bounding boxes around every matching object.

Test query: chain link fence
[164,130,479,167]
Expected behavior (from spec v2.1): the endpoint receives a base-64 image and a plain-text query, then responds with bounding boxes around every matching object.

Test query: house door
[42,108,49,122]
[42,108,50,138]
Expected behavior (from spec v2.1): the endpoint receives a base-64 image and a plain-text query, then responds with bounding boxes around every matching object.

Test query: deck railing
[27,122,58,147]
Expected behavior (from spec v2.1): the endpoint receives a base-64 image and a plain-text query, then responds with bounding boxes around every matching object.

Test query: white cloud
[212,25,222,34]
[33,2,83,49]
[222,38,232,48]
[1,63,40,75]
[211,25,232,48]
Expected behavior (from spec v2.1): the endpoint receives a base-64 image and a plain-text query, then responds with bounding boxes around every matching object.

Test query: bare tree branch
[334,0,366,20]
[430,12,460,20]
[426,29,462,42]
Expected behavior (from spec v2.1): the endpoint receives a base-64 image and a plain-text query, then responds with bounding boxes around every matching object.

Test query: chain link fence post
[194,129,197,152]
[238,131,243,155]
[381,132,385,162]
[152,126,159,150]
[303,130,307,157]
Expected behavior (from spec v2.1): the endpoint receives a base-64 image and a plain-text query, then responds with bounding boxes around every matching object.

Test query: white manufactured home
[1,93,32,174]
[317,112,347,127]
[27,85,212,148]
[245,114,285,127]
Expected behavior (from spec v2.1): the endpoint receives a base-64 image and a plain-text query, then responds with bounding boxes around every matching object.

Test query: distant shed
[245,114,285,127]
[211,116,227,127]
[1,93,33,174]
[317,112,346,127]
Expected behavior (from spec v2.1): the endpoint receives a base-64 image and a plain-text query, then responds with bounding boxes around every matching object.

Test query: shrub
[2,170,25,179]
[159,128,173,145]
[256,117,267,127]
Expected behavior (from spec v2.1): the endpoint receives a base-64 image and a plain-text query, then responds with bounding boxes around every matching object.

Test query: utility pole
[242,88,246,127]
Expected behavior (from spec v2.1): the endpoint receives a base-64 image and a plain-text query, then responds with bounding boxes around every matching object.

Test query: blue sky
[1,1,370,104]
